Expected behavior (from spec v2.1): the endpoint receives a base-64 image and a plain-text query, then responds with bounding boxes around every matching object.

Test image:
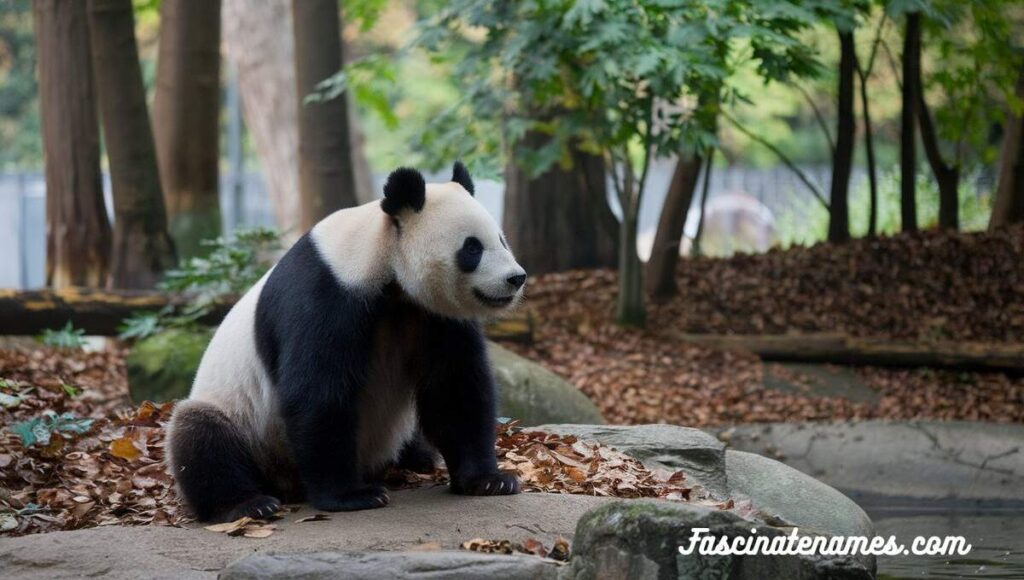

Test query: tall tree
[646,153,702,300]
[828,29,856,243]
[153,0,222,257]
[503,133,618,274]
[899,12,921,232]
[32,0,111,288]
[292,0,358,231]
[222,0,301,236]
[87,0,176,289]
[991,68,1024,229]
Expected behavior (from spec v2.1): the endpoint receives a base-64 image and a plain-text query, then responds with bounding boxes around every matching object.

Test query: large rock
[536,423,727,497]
[125,328,211,403]
[563,500,873,580]
[221,551,559,580]
[125,332,603,426]
[490,344,604,426]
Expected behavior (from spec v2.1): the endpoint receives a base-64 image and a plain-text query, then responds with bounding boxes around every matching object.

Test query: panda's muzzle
[473,288,515,308]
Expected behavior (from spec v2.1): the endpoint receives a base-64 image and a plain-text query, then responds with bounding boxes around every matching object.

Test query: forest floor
[506,226,1024,426]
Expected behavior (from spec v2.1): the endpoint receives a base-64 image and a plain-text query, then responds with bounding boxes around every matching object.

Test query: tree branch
[722,110,830,210]
[795,83,835,155]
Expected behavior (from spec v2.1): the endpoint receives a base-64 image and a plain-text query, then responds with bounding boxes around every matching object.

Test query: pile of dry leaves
[0,349,710,537]
[663,226,1024,342]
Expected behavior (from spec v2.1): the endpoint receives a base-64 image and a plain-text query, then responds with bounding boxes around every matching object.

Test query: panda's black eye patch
[457,236,484,273]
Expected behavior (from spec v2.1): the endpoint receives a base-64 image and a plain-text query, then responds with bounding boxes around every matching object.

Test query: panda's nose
[506,273,527,290]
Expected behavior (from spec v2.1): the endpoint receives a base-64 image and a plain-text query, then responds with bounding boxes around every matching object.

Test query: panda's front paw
[450,472,521,496]
[223,494,282,522]
[310,485,390,511]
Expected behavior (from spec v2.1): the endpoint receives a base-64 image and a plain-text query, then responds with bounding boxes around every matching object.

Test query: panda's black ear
[452,161,475,196]
[381,167,426,216]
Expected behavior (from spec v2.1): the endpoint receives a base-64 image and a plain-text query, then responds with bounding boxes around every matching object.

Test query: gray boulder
[221,551,560,580]
[562,500,873,580]
[489,343,604,425]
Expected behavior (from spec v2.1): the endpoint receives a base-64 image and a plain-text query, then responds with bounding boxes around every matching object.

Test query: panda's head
[381,163,526,320]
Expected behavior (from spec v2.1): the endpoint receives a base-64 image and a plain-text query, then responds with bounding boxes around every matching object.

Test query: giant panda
[166,163,526,522]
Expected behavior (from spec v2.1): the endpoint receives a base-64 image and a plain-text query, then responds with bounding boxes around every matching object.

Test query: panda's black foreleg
[417,320,520,496]
[168,400,281,522]
[277,378,389,512]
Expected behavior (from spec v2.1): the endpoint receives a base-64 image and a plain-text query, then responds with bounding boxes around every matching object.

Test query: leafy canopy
[415,0,840,180]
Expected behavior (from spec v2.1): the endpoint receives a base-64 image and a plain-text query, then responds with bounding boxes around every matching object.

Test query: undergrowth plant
[118,227,281,341]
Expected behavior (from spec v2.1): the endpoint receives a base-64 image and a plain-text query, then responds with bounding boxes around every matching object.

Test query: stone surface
[725,450,874,540]
[124,333,603,425]
[125,328,211,403]
[0,487,611,579]
[489,343,604,426]
[536,423,728,497]
[713,421,1024,505]
[562,500,873,580]
[221,551,560,580]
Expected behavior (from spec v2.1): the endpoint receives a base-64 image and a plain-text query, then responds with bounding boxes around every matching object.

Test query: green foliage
[11,411,95,447]
[38,322,87,351]
[305,55,400,129]
[0,2,42,168]
[910,0,1023,174]
[119,227,281,341]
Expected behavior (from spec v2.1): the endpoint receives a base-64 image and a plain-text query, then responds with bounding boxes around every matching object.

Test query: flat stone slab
[221,551,561,580]
[0,487,613,579]
[714,421,1024,505]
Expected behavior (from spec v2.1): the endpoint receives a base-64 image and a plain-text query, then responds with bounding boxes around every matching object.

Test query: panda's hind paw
[451,472,521,496]
[310,485,390,512]
[223,494,282,522]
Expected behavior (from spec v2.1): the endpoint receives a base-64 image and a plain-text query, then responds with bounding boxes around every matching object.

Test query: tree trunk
[645,151,702,300]
[292,0,358,231]
[692,151,714,257]
[857,65,879,237]
[222,0,301,237]
[900,12,921,232]
[503,132,617,275]
[915,67,960,230]
[33,0,111,289]
[616,201,645,328]
[87,0,177,289]
[991,68,1024,229]
[153,0,222,258]
[828,29,856,243]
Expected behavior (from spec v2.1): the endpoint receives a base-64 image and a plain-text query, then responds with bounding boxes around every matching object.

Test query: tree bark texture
[222,0,301,237]
[292,0,358,231]
[32,0,111,289]
[87,0,177,289]
[990,67,1024,230]
[828,29,856,243]
[900,12,921,232]
[616,203,645,328]
[502,132,618,275]
[153,0,223,258]
[645,152,702,300]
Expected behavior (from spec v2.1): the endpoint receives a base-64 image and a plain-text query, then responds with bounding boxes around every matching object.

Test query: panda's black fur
[168,163,521,522]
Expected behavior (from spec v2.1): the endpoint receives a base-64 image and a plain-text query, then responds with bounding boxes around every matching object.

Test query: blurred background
[1,1,1023,578]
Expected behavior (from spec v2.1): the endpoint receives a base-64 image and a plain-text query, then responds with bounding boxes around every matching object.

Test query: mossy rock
[126,328,212,403]
[126,330,603,427]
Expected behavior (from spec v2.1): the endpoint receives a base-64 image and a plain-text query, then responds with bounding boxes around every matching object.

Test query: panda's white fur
[168,166,526,521]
